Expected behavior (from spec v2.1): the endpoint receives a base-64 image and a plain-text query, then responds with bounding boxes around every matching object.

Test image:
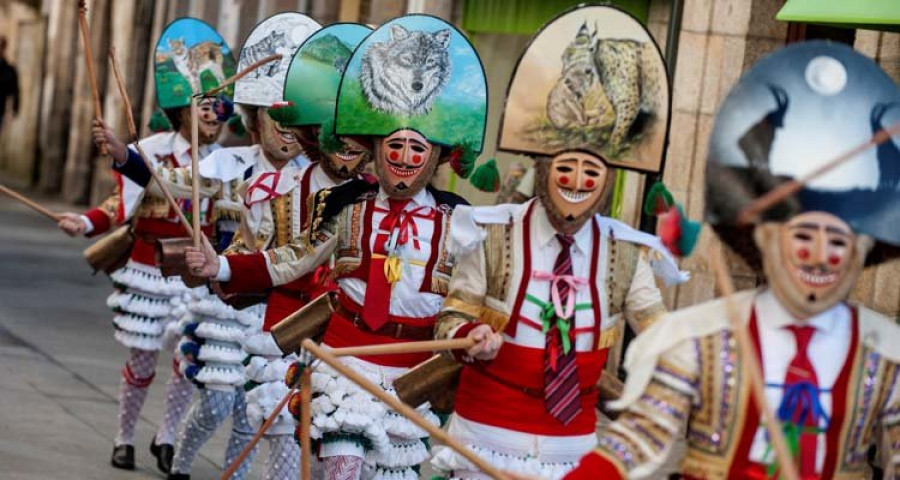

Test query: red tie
[362,198,410,330]
[544,234,582,425]
[783,324,819,478]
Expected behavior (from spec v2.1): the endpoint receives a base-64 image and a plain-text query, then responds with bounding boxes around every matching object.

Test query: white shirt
[749,289,852,471]
[340,187,446,318]
[513,202,600,351]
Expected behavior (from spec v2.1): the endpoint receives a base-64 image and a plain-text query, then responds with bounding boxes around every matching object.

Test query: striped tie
[544,233,582,425]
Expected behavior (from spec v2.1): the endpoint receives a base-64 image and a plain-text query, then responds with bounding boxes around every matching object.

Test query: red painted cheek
[828,255,842,266]
[389,151,399,161]
[585,178,595,189]
[412,154,422,165]
[559,176,569,185]
[797,248,810,260]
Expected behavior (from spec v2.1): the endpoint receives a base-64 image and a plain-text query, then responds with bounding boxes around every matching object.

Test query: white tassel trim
[113,313,168,336]
[194,364,244,386]
[368,438,430,469]
[194,321,248,343]
[430,443,578,480]
[198,343,246,365]
[246,380,297,434]
[190,298,237,320]
[368,466,419,480]
[114,329,164,351]
[110,261,189,296]
[241,332,283,356]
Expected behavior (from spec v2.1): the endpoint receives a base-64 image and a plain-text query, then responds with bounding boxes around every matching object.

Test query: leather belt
[334,298,435,341]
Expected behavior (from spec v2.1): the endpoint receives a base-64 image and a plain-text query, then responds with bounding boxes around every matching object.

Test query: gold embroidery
[598,326,621,350]
[608,240,639,317]
[630,303,667,332]
[484,223,512,301]
[481,307,510,333]
[272,193,293,248]
[443,296,484,319]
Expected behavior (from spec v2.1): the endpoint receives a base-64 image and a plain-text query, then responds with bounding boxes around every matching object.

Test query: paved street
[0,192,264,479]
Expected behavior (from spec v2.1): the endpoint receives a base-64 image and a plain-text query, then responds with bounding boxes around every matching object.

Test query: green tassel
[148,109,172,132]
[469,158,500,192]
[318,118,343,154]
[677,206,702,256]
[227,115,246,138]
[643,181,675,216]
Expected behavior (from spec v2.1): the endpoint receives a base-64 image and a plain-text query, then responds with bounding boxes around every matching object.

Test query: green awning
[462,0,650,35]
[777,0,900,32]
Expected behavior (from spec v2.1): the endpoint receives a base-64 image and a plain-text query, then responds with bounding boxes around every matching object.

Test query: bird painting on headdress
[738,84,789,171]
[870,102,900,190]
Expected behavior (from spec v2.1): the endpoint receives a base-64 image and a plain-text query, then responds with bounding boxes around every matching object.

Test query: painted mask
[756,211,873,319]
[294,126,368,180]
[182,97,224,145]
[257,109,302,163]
[537,151,612,234]
[374,129,440,199]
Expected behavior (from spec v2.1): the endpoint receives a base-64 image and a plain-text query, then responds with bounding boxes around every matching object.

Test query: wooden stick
[300,367,312,480]
[737,122,900,226]
[77,0,107,156]
[190,96,201,248]
[219,374,302,480]
[0,183,61,222]
[303,339,510,480]
[330,337,476,358]
[108,47,194,237]
[709,246,799,480]
[202,53,282,97]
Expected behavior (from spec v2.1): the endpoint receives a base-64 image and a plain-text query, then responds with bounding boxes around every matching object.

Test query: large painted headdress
[154,18,237,109]
[334,14,488,168]
[707,41,900,267]
[233,12,321,107]
[269,23,373,132]
[498,5,671,174]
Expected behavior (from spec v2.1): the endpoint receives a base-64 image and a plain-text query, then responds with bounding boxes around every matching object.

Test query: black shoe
[110,445,135,470]
[150,439,174,474]
[167,474,190,480]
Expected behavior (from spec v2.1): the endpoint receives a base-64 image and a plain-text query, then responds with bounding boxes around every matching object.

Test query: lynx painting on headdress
[540,23,662,154]
[168,38,227,93]
[242,31,289,78]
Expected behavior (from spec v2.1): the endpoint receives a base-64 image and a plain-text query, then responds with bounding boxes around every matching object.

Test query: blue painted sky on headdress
[157,18,232,56]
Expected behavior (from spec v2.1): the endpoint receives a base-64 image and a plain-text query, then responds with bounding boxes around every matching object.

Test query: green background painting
[154,18,236,109]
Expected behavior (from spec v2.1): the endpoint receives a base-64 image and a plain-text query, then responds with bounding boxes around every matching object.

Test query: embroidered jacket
[83,131,220,237]
[565,288,900,479]
[435,199,685,435]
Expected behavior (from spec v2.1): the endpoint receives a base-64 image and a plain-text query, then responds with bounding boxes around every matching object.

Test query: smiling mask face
[257,109,302,162]
[374,129,440,199]
[183,97,225,145]
[756,211,873,319]
[537,151,612,234]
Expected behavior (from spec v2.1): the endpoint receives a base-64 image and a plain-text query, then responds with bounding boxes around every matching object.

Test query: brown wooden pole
[737,122,900,226]
[0,183,61,222]
[219,376,301,480]
[108,47,194,237]
[190,97,201,248]
[709,246,799,480]
[202,54,282,97]
[300,367,312,480]
[303,339,510,480]
[77,0,108,156]
[329,338,476,358]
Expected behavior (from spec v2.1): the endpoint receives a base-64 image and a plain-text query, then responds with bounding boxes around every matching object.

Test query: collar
[172,132,192,159]
[532,200,592,254]
[755,288,845,334]
[376,186,434,208]
[309,163,338,191]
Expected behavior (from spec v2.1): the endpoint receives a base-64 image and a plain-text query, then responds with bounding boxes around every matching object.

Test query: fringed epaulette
[427,186,469,210]
[306,178,379,251]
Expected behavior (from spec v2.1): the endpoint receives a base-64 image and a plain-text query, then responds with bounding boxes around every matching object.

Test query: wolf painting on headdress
[359,25,451,116]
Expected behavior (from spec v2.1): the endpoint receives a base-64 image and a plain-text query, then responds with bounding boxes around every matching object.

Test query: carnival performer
[57,18,236,472]
[217,23,373,480]
[428,6,687,479]
[97,14,322,479]
[186,14,490,480]
[564,41,900,479]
